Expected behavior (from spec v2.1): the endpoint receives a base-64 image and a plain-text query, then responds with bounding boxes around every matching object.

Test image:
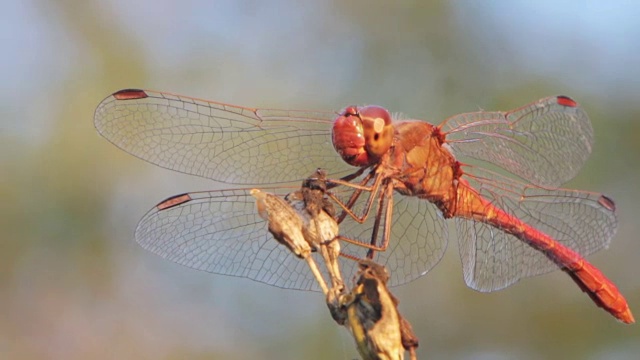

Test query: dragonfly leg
[333,181,395,261]
[327,169,376,222]
[366,181,394,259]
[327,172,383,224]
[326,166,368,190]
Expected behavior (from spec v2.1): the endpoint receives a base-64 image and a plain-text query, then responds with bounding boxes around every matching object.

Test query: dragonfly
[95,89,633,324]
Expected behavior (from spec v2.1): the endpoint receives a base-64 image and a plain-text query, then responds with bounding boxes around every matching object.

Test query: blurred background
[2,1,639,359]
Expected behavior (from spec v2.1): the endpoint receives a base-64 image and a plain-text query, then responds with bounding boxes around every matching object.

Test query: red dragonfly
[95,89,633,324]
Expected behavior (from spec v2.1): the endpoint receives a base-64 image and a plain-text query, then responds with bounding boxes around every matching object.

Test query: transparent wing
[333,184,450,287]
[440,96,593,187]
[455,167,617,292]
[136,187,337,291]
[94,89,353,185]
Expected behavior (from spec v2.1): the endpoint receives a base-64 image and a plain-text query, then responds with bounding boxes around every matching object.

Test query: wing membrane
[456,167,617,292]
[441,96,593,187]
[333,184,450,287]
[94,89,353,185]
[136,188,333,291]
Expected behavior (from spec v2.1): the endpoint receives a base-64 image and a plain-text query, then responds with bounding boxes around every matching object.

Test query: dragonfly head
[332,105,393,167]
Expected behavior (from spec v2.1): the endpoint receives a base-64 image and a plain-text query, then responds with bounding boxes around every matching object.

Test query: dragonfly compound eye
[332,105,393,167]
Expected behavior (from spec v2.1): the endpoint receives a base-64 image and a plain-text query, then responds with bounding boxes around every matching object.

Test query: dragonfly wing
[441,96,593,187]
[456,167,617,292]
[337,188,450,287]
[135,188,329,291]
[94,89,353,185]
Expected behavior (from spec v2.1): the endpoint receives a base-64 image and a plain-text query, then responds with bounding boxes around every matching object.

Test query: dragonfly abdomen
[478,188,634,324]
